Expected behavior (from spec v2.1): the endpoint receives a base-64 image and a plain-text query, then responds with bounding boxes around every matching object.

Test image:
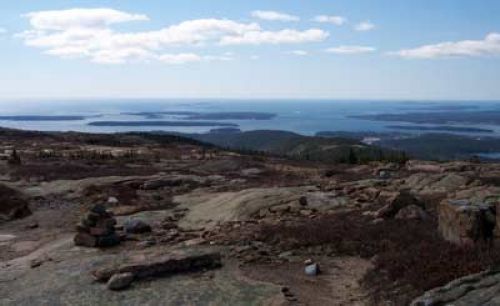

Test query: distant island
[123,111,276,120]
[0,115,85,121]
[386,125,493,133]
[185,112,276,120]
[88,121,238,127]
[208,127,242,134]
[122,111,198,119]
[414,105,479,111]
[351,110,500,125]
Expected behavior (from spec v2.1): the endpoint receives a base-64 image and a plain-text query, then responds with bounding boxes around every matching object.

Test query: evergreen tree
[348,148,358,164]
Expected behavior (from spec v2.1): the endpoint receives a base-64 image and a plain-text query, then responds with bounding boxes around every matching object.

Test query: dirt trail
[243,257,372,306]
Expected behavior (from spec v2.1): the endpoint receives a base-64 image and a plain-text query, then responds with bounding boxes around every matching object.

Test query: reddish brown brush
[257,212,500,304]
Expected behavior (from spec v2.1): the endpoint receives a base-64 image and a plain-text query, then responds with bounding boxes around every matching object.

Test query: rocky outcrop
[0,184,31,222]
[106,273,134,291]
[406,160,443,173]
[124,218,151,234]
[438,199,495,246]
[175,186,346,229]
[411,268,500,306]
[141,174,223,190]
[376,190,424,219]
[92,249,222,283]
[395,204,428,220]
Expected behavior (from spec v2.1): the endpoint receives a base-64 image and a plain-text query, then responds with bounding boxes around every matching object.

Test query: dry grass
[257,212,500,304]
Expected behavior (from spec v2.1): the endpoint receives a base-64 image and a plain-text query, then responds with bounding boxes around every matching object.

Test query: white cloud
[313,15,347,26]
[203,52,235,62]
[24,8,148,30]
[390,33,500,59]
[250,55,260,60]
[325,45,376,54]
[220,29,328,45]
[158,53,202,65]
[288,50,308,56]
[251,10,299,22]
[19,8,328,64]
[0,27,7,34]
[354,21,375,32]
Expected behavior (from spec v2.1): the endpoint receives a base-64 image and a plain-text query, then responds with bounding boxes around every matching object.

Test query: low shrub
[257,212,500,304]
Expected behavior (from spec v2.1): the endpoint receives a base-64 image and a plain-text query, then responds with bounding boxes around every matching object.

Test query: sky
[1,0,500,101]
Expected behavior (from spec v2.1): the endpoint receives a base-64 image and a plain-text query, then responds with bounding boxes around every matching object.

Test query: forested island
[88,121,238,127]
[386,125,493,133]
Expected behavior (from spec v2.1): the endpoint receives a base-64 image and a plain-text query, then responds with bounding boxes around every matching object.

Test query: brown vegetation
[257,212,500,304]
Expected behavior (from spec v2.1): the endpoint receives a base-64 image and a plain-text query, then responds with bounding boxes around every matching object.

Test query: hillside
[183,130,409,164]
[1,128,500,305]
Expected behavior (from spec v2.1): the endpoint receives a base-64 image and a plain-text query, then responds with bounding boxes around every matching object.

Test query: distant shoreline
[88,121,238,127]
[0,115,85,121]
[386,125,493,133]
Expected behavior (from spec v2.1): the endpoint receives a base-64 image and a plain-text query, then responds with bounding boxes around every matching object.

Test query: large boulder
[92,249,222,282]
[124,218,152,234]
[438,199,495,246]
[411,268,500,306]
[395,204,428,220]
[376,190,424,219]
[0,184,31,223]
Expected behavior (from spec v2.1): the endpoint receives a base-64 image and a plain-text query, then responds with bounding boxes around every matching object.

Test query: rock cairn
[74,204,120,248]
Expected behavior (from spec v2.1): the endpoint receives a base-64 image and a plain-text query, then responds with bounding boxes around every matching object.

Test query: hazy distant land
[88,121,238,127]
[123,111,276,120]
[185,112,276,120]
[409,105,480,111]
[0,115,85,121]
[386,125,494,133]
[352,111,500,125]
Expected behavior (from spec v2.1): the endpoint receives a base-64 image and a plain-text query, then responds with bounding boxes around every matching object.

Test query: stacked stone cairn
[74,204,120,247]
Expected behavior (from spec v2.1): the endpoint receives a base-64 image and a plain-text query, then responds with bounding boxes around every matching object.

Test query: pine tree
[348,148,358,164]
[8,149,21,165]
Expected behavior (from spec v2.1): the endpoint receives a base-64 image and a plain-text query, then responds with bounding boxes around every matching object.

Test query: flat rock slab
[92,249,222,282]
[411,268,500,306]
[0,234,16,242]
[11,241,41,253]
[0,243,281,306]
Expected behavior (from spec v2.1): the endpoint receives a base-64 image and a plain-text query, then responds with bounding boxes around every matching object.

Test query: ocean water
[0,99,500,136]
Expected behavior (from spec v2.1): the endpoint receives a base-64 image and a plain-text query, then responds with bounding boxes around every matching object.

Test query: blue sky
[1,0,500,100]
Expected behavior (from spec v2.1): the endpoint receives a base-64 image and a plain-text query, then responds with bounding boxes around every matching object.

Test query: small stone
[137,240,156,248]
[304,258,313,265]
[299,196,308,206]
[81,217,96,228]
[76,223,90,233]
[395,204,428,220]
[74,232,97,247]
[107,197,119,204]
[278,251,294,259]
[124,219,152,234]
[299,209,313,217]
[26,222,39,229]
[90,204,108,216]
[96,233,120,247]
[305,263,320,276]
[96,218,117,229]
[89,227,112,236]
[107,273,134,291]
[30,258,43,268]
[85,212,101,222]
[281,286,294,297]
